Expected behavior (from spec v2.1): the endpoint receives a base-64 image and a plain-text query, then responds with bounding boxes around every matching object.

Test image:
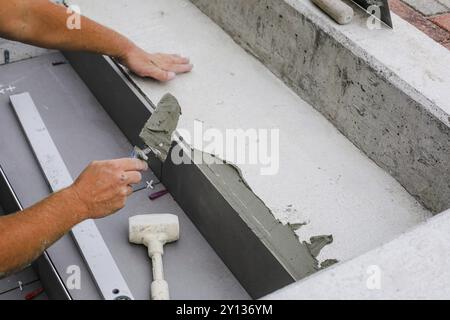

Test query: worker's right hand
[69,158,148,220]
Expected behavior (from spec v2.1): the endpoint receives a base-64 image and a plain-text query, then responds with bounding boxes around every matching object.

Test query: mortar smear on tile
[137,93,336,279]
[139,93,182,162]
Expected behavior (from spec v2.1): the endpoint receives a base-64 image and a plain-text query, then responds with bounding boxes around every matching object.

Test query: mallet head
[129,214,180,254]
[129,214,179,300]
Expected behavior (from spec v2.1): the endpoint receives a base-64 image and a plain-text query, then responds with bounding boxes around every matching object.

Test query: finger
[144,65,176,82]
[170,54,190,64]
[123,171,142,185]
[125,185,133,196]
[114,158,148,171]
[166,63,194,74]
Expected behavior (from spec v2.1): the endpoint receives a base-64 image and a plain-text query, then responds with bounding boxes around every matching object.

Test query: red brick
[389,0,450,43]
[430,13,450,32]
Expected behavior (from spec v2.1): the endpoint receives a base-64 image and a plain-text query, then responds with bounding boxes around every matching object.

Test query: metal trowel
[351,0,393,28]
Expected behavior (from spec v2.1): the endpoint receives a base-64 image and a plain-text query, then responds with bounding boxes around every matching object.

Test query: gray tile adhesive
[139,93,182,162]
[137,93,337,279]
[196,155,339,275]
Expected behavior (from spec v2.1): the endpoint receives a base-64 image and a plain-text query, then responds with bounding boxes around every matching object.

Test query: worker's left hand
[118,46,193,82]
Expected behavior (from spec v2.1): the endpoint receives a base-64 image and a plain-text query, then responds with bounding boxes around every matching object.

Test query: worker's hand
[69,158,148,220]
[118,46,193,82]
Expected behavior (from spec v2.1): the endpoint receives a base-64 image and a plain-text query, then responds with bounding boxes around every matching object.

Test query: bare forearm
[0,158,147,277]
[0,187,86,277]
[0,0,193,81]
[0,0,134,59]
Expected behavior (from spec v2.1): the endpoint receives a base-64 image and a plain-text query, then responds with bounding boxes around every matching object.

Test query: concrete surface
[264,209,450,300]
[67,0,431,266]
[191,0,450,213]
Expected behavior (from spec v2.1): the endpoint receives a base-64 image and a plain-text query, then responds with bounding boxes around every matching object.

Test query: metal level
[10,92,134,300]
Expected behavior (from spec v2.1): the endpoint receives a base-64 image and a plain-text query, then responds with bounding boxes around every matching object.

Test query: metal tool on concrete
[10,92,134,300]
[351,0,393,28]
[312,0,354,25]
[129,214,180,300]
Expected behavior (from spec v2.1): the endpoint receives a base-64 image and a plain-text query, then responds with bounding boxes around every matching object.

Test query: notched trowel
[351,0,393,28]
[133,93,182,163]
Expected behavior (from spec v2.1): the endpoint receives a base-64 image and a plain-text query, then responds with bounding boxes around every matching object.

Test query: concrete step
[66,0,448,297]
[70,0,432,260]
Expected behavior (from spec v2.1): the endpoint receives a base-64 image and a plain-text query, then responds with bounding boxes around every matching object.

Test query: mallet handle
[152,254,164,281]
[150,252,170,300]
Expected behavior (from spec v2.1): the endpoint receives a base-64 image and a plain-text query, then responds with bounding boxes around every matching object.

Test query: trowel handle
[312,0,354,25]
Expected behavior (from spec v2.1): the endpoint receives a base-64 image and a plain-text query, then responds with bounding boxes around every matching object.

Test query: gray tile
[0,267,39,294]
[0,280,47,300]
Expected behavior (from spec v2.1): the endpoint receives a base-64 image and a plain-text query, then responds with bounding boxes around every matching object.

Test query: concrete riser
[191,0,450,213]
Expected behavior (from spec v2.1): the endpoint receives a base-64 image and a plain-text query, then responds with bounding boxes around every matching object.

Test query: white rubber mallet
[129,214,180,300]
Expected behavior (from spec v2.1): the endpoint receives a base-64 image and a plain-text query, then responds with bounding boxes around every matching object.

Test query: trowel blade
[351,0,393,28]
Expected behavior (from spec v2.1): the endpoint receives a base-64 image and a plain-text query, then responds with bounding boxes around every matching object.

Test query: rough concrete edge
[285,0,449,123]
[189,0,450,213]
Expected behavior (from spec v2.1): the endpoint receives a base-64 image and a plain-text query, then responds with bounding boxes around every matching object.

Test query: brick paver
[430,13,450,32]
